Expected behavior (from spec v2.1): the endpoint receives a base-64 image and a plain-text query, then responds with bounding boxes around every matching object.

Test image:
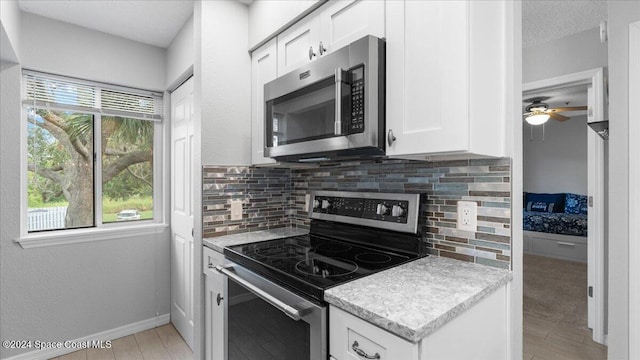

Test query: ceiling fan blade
[549,112,570,121]
[548,106,588,113]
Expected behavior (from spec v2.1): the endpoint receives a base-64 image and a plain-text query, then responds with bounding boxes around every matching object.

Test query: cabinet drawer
[531,237,587,262]
[203,246,225,275]
[330,306,418,360]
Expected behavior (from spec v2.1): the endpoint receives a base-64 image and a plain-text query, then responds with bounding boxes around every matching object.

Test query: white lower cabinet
[203,247,225,360]
[329,284,508,360]
[330,306,418,360]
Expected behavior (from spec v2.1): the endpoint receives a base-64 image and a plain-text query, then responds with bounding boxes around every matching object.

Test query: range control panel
[313,196,409,223]
[309,191,421,233]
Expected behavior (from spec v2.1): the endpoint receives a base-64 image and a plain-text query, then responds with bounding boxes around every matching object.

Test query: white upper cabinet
[277,14,321,76]
[318,0,385,54]
[277,0,385,75]
[251,38,278,165]
[385,0,508,159]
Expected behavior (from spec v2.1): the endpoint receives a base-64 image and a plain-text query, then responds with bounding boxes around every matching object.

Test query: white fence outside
[28,206,67,231]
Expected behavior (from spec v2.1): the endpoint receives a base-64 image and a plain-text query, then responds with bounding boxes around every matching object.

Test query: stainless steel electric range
[215,191,426,360]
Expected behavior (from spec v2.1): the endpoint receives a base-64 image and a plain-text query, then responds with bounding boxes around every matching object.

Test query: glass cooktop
[224,234,420,301]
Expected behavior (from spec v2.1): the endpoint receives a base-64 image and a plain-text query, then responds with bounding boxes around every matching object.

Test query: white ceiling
[522,0,608,48]
[16,1,608,52]
[18,0,195,48]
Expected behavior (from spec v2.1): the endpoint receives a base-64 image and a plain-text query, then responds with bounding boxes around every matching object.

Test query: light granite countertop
[324,256,512,343]
[203,227,308,253]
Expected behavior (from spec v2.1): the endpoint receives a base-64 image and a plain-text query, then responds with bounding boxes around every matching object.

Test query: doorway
[522,68,607,358]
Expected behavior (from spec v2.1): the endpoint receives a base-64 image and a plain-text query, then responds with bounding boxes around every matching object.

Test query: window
[24,71,162,233]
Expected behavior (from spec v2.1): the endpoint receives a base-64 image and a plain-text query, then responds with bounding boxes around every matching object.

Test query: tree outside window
[27,109,154,231]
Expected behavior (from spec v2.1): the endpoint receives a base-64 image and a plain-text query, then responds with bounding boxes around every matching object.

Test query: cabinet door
[330,306,419,360]
[251,38,278,165]
[386,0,470,157]
[277,14,321,75]
[318,0,385,54]
[203,248,225,360]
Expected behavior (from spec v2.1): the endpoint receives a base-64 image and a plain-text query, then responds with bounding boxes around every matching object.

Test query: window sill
[15,223,169,249]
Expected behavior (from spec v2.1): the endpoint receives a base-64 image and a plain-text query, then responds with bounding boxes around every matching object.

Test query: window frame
[16,71,168,248]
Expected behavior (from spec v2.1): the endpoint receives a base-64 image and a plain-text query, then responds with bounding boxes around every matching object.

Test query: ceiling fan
[523,96,588,125]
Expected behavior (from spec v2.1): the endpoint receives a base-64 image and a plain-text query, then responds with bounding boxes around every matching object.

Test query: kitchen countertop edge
[324,257,513,343]
[203,227,309,253]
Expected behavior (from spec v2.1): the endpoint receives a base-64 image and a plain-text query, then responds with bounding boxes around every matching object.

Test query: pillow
[565,193,588,215]
[525,193,565,213]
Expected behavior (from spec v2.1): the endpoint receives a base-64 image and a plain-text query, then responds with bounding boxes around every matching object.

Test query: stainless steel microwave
[264,35,385,161]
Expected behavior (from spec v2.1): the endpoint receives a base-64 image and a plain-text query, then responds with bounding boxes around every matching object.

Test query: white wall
[607,1,639,359]
[0,13,171,360]
[523,115,588,195]
[0,0,21,64]
[166,15,194,90]
[248,0,322,49]
[20,12,166,91]
[198,1,251,166]
[523,27,607,83]
[193,1,251,358]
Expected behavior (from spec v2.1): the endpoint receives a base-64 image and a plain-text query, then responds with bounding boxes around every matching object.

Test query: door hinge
[589,286,593,297]
[588,196,594,207]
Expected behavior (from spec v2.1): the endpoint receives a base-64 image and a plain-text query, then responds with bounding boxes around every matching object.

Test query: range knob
[391,205,406,217]
[321,200,332,209]
[376,204,390,215]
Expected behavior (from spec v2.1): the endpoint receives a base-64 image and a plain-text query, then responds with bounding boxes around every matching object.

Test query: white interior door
[171,77,194,349]
[587,85,605,345]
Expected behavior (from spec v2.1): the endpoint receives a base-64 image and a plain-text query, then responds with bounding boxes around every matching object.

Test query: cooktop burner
[355,252,393,264]
[294,258,359,278]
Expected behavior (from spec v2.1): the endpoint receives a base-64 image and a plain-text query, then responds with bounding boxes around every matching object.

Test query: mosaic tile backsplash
[202,166,290,238]
[202,158,511,269]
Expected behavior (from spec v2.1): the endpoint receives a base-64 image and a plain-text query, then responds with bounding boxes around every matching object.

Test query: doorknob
[309,46,317,60]
[387,129,396,146]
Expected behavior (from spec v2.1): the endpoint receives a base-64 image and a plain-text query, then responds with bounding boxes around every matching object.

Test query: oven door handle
[214,265,302,321]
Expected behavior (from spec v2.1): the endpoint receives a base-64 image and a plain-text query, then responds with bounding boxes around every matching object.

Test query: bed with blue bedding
[523,192,589,262]
[522,192,588,237]
[522,210,588,237]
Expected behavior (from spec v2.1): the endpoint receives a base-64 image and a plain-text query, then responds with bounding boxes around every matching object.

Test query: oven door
[215,262,327,360]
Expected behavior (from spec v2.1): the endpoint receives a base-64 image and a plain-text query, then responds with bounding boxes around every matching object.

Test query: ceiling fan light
[525,113,550,125]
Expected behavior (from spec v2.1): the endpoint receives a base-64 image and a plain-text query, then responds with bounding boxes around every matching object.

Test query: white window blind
[23,70,163,121]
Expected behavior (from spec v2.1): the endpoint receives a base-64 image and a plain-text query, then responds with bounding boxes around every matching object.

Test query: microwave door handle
[214,265,302,321]
[334,67,343,136]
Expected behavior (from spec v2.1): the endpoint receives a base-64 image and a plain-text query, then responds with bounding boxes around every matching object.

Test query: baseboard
[3,313,170,360]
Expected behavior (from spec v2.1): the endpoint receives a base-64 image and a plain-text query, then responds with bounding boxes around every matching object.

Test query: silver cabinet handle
[309,46,317,60]
[319,41,327,55]
[214,265,302,321]
[352,341,380,359]
[335,67,344,135]
[387,129,396,146]
[557,241,576,247]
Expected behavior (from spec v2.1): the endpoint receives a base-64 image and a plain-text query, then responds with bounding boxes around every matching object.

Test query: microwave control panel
[349,65,365,134]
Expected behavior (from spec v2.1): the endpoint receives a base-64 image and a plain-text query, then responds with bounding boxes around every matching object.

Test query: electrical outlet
[457,201,477,232]
[230,200,243,221]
